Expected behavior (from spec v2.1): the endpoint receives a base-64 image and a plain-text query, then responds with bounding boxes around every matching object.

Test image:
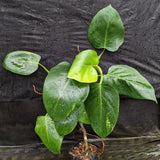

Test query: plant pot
[69,140,99,160]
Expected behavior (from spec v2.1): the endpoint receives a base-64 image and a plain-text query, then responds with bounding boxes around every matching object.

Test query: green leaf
[88,5,124,52]
[43,61,89,121]
[55,104,83,136]
[78,104,90,125]
[35,114,63,154]
[68,50,99,83]
[85,83,119,138]
[3,51,41,75]
[103,65,157,102]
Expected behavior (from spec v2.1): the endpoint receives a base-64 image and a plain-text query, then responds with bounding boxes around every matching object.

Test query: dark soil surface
[69,141,98,160]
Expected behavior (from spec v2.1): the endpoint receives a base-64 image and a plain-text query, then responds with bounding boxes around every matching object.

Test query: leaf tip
[155,98,158,104]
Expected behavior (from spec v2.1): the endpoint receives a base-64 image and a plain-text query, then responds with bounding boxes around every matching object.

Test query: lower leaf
[35,114,63,154]
[55,104,83,136]
[43,62,89,121]
[85,83,119,138]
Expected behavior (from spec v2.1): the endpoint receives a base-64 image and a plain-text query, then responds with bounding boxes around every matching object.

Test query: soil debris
[69,141,97,160]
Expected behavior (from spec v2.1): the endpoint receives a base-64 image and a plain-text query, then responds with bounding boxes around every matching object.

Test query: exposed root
[77,45,80,53]
[79,127,105,158]
[69,141,97,160]
[32,85,43,95]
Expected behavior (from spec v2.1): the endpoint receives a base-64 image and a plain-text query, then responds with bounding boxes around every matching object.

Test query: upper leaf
[103,65,157,102]
[43,62,89,121]
[3,51,41,75]
[67,50,99,83]
[85,83,119,138]
[35,114,63,154]
[88,5,124,52]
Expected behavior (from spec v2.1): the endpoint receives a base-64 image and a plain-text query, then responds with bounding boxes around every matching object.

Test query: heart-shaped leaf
[35,114,63,154]
[55,104,84,136]
[43,61,89,121]
[103,65,157,102]
[85,83,119,138]
[88,5,124,52]
[67,50,99,83]
[3,51,41,75]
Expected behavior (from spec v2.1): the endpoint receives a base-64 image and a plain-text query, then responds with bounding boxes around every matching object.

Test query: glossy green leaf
[55,104,83,136]
[35,114,63,154]
[85,83,119,138]
[88,5,124,52]
[43,62,89,121]
[78,104,90,125]
[67,50,99,83]
[103,65,157,102]
[3,51,41,75]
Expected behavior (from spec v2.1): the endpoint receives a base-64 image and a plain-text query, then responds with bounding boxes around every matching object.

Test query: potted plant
[2,5,157,160]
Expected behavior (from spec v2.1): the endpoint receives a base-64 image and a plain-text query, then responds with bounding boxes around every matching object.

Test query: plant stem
[94,65,103,84]
[99,48,105,59]
[38,63,49,73]
[79,122,88,151]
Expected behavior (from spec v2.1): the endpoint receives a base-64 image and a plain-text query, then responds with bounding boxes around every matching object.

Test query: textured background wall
[0,0,159,144]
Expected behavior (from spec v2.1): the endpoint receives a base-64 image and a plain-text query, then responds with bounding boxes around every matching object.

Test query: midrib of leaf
[54,79,70,112]
[82,64,96,71]
[98,84,103,129]
[15,59,49,73]
[84,64,96,67]
[106,74,151,88]
[16,59,38,65]
[103,96,116,121]
[104,20,110,48]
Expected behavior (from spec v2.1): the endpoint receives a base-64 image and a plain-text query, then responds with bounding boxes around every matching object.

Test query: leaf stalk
[38,63,49,73]
[94,65,103,84]
[79,122,88,151]
[99,48,105,59]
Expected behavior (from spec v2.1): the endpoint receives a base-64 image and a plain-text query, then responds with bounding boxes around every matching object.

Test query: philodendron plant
[3,4,157,158]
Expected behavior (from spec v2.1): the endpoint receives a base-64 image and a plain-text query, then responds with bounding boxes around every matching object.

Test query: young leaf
[85,83,119,138]
[35,114,63,154]
[103,65,157,102]
[43,62,89,121]
[3,51,41,75]
[88,5,124,52]
[67,50,99,83]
